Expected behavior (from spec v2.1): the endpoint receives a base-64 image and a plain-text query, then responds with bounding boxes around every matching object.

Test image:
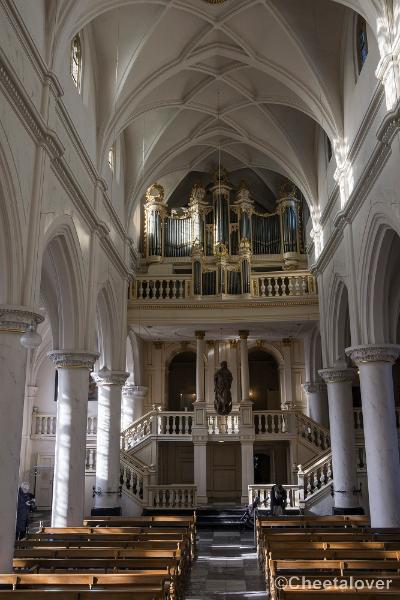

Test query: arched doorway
[248,348,280,410]
[168,351,196,410]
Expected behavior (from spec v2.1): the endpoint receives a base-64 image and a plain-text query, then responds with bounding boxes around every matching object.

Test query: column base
[91,506,122,517]
[332,506,364,515]
[196,495,208,506]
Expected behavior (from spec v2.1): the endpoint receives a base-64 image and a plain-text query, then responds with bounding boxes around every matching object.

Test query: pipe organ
[143,170,306,297]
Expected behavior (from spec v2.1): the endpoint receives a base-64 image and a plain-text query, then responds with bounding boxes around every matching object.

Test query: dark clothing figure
[16,486,34,540]
[214,361,233,415]
[240,495,266,529]
[270,484,287,516]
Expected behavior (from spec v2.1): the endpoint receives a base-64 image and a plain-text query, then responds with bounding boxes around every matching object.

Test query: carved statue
[214,361,233,415]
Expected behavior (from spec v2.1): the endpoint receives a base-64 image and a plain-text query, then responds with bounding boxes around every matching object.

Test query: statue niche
[214,361,233,415]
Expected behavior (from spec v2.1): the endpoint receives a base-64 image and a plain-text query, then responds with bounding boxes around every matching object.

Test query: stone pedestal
[192,401,208,505]
[303,382,329,428]
[319,368,360,511]
[239,330,250,402]
[0,306,43,571]
[240,441,254,504]
[93,369,128,510]
[48,351,98,527]
[347,344,400,527]
[121,384,147,430]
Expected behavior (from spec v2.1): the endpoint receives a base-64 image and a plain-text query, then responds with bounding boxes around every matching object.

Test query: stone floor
[185,529,268,600]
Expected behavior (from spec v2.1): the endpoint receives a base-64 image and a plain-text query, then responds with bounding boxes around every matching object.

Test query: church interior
[1,0,400,598]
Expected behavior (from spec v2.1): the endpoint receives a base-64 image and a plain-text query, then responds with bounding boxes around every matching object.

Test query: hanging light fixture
[20,324,42,349]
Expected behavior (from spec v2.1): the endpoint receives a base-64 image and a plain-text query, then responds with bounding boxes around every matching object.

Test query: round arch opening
[167,351,196,411]
[249,348,280,410]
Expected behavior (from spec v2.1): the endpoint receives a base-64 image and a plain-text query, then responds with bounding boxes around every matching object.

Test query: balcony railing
[31,412,97,438]
[248,484,302,509]
[129,271,317,303]
[148,485,197,509]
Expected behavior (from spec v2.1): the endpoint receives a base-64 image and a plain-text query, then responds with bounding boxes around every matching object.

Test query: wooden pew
[0,592,164,599]
[269,559,400,599]
[0,573,172,598]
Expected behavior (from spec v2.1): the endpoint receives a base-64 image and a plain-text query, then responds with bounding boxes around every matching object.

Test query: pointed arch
[327,275,352,367]
[39,216,86,350]
[96,280,120,368]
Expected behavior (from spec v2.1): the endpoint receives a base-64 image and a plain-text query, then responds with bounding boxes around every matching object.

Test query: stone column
[302,382,329,428]
[346,344,400,527]
[319,368,360,512]
[281,339,294,409]
[19,384,39,483]
[48,351,98,527]
[121,384,148,430]
[0,306,43,571]
[92,369,129,511]
[239,330,250,403]
[195,331,206,403]
[192,399,208,505]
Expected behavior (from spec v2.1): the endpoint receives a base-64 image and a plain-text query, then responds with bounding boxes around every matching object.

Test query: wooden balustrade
[135,278,190,300]
[32,412,97,438]
[297,450,333,500]
[252,272,317,298]
[296,413,330,451]
[248,485,302,509]
[148,485,197,509]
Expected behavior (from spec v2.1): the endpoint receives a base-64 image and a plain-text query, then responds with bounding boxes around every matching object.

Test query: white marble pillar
[48,351,98,527]
[93,369,129,510]
[346,345,400,527]
[195,331,206,403]
[193,441,207,505]
[319,368,360,511]
[0,307,43,572]
[121,384,148,430]
[302,382,329,428]
[281,340,294,409]
[239,330,250,403]
[241,441,254,504]
[19,384,39,483]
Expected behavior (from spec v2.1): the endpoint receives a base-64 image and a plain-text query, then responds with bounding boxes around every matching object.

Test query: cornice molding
[129,297,319,310]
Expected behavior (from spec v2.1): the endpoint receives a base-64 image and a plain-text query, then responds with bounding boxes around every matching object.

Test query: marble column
[93,368,129,510]
[19,384,39,483]
[121,384,148,430]
[346,344,400,527]
[0,306,43,571]
[239,330,250,403]
[48,350,98,527]
[195,331,206,403]
[319,368,360,511]
[302,382,329,428]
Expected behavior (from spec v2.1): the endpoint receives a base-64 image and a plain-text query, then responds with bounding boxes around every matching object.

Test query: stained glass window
[357,17,368,73]
[71,33,82,91]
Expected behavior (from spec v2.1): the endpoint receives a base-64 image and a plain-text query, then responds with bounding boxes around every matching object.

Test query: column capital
[195,330,205,340]
[303,381,326,394]
[239,330,249,340]
[92,368,129,387]
[122,384,148,398]
[346,344,400,365]
[318,367,356,384]
[0,305,44,333]
[48,350,99,370]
